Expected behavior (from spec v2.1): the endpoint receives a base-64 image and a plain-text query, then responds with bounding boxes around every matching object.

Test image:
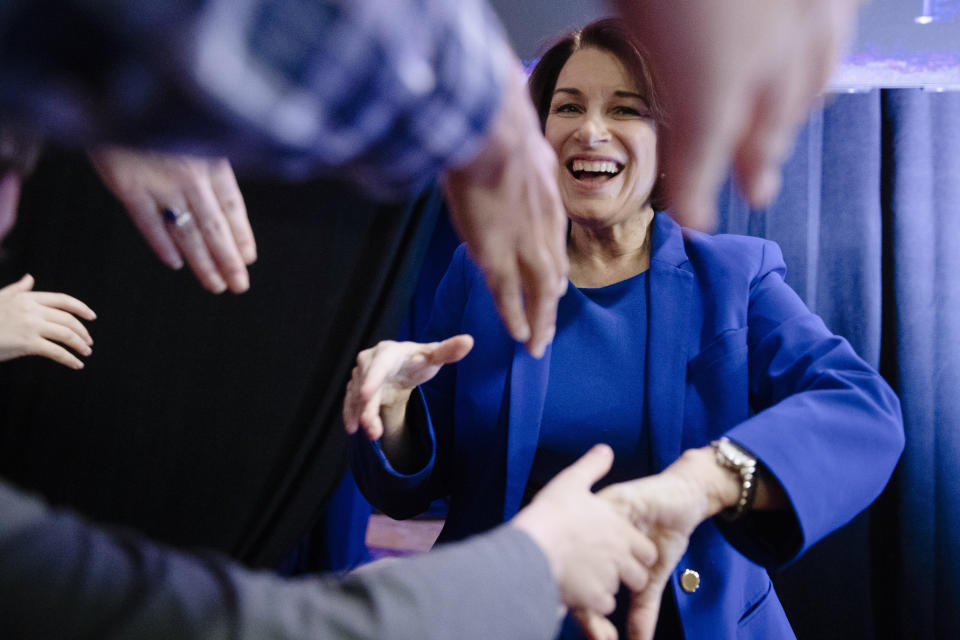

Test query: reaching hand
[584,469,707,640]
[0,126,41,242]
[0,170,22,241]
[90,147,256,294]
[573,446,738,640]
[511,445,658,618]
[614,0,861,230]
[0,274,96,370]
[441,55,569,359]
[343,335,474,443]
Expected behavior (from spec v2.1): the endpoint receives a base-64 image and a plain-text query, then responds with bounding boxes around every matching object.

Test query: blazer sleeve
[719,240,904,567]
[0,477,561,640]
[350,244,471,519]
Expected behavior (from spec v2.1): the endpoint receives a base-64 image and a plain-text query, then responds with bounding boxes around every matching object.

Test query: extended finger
[423,334,474,367]
[32,292,96,321]
[40,306,93,345]
[40,322,92,356]
[661,81,750,232]
[359,344,405,399]
[343,377,363,434]
[0,170,22,241]
[485,260,531,346]
[165,201,228,293]
[551,444,614,491]
[359,388,385,440]
[617,546,652,594]
[1,273,34,293]
[33,339,84,370]
[533,150,570,295]
[625,581,667,640]
[516,231,561,359]
[732,66,808,209]
[183,175,249,293]
[574,608,618,640]
[209,158,257,265]
[626,525,658,568]
[127,192,184,269]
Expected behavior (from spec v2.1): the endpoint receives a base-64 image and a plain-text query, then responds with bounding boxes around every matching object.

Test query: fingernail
[514,324,531,343]
[243,246,257,264]
[751,168,781,208]
[231,272,249,293]
[211,277,227,294]
[530,337,548,359]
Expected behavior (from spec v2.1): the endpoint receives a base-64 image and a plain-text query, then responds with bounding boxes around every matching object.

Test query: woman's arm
[577,445,789,640]
[348,246,475,519]
[343,335,474,473]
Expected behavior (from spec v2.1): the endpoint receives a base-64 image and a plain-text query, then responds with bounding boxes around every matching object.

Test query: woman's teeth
[569,159,623,180]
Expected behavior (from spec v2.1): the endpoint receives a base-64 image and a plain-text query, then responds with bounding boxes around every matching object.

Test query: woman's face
[544,47,658,227]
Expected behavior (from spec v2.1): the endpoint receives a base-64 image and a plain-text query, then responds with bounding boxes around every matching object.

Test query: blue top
[529,272,670,638]
[526,271,650,500]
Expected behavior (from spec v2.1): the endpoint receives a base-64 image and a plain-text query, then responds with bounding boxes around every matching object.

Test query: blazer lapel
[647,214,695,472]
[502,341,551,521]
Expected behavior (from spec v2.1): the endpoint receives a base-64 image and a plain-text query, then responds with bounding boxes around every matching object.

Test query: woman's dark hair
[528,18,669,211]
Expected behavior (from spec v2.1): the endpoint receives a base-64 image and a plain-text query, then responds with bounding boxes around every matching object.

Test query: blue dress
[526,271,650,499]
[530,272,686,638]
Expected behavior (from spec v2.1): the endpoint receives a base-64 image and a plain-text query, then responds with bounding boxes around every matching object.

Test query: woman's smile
[545,47,658,227]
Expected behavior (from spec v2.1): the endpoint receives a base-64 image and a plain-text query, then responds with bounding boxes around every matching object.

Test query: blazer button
[681,569,700,593]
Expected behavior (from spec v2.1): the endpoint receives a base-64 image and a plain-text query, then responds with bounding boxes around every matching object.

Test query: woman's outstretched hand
[343,335,474,443]
[0,274,96,370]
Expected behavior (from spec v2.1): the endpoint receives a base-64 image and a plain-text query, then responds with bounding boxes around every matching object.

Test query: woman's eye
[612,105,644,117]
[552,103,583,114]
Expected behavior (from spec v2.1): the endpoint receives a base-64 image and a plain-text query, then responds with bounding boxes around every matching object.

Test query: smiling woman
[527,20,669,288]
[348,17,904,640]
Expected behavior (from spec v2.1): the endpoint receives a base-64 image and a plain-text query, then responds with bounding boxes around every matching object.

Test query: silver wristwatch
[711,437,758,520]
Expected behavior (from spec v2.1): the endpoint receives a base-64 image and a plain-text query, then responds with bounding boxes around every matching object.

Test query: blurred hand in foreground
[91,147,256,294]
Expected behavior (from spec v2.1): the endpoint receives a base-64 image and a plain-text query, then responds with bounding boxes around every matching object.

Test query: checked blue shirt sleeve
[0,0,512,198]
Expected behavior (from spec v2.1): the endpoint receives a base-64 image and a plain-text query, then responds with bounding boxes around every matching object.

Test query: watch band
[711,437,758,520]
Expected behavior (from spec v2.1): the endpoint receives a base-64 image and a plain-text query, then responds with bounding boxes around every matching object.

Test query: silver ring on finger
[162,207,193,228]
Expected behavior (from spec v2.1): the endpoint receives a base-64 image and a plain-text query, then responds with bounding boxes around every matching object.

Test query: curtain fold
[717,88,960,639]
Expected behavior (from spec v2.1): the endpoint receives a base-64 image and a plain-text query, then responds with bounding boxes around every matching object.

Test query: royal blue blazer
[352,213,904,639]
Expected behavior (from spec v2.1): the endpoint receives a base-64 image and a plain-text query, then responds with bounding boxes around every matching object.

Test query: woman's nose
[574,114,609,147]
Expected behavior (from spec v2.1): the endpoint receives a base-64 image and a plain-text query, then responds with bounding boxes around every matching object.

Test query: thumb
[16,273,34,290]
[424,334,474,366]
[2,273,34,293]
[552,444,614,491]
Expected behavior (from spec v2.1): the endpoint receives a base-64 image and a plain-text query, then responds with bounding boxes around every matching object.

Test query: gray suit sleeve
[0,478,560,639]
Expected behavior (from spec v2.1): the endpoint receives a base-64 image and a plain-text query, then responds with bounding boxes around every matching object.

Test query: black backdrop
[0,148,442,568]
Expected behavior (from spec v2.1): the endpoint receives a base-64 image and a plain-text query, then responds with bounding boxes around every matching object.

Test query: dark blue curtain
[716,88,960,640]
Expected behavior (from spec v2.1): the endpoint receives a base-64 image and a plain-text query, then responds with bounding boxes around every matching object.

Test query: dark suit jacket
[353,213,904,639]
